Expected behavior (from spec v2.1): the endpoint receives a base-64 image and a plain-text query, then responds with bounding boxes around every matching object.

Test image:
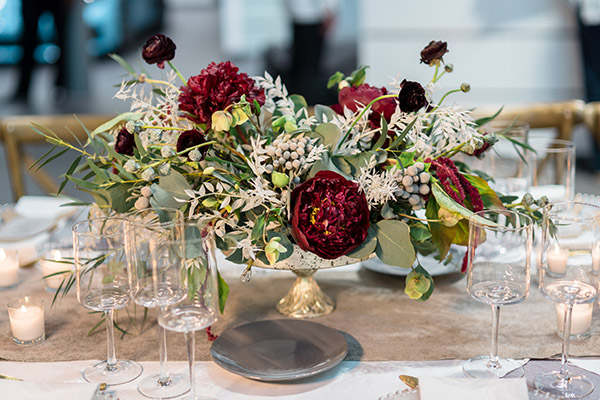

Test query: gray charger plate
[210,319,348,381]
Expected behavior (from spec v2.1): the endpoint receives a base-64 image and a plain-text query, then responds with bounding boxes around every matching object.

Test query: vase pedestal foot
[276,270,334,318]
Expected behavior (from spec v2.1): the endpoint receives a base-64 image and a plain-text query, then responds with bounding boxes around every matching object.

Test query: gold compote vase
[252,246,370,318]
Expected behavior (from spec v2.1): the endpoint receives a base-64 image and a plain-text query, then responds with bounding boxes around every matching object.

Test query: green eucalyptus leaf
[431,183,493,226]
[346,226,377,259]
[327,71,344,89]
[107,184,135,213]
[313,105,338,124]
[374,220,415,267]
[314,122,342,149]
[90,112,142,138]
[218,271,229,314]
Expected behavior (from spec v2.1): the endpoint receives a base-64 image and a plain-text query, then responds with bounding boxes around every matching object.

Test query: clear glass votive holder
[7,296,45,345]
[556,302,593,340]
[39,248,74,292]
[0,248,19,289]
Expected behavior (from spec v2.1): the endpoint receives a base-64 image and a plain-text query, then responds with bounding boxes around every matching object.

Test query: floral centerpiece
[37,36,539,313]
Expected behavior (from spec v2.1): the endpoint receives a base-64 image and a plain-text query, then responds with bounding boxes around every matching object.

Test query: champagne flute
[535,201,600,398]
[73,217,143,385]
[152,223,219,400]
[463,209,533,378]
[125,207,187,399]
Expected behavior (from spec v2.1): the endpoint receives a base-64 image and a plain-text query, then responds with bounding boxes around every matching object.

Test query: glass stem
[559,301,574,380]
[488,304,501,369]
[157,319,171,385]
[185,331,196,398]
[105,309,117,372]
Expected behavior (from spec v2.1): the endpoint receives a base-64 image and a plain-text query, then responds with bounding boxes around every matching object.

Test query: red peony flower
[420,40,448,65]
[115,127,135,156]
[142,34,176,69]
[332,84,397,128]
[176,129,208,160]
[290,170,370,259]
[178,61,265,124]
[398,79,428,113]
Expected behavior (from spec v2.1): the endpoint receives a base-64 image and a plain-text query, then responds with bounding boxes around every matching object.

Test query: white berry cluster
[395,161,431,211]
[134,186,153,210]
[263,136,315,183]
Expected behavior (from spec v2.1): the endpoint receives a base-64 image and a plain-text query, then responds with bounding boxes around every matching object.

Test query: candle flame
[0,248,5,262]
[52,250,62,261]
[20,305,27,313]
[553,244,561,254]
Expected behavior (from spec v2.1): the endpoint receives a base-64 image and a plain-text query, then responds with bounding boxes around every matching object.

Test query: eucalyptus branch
[140,125,186,131]
[140,140,217,171]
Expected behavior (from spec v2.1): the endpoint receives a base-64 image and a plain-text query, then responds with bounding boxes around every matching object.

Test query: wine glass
[463,209,533,378]
[528,138,576,202]
[535,201,600,398]
[72,217,143,385]
[483,120,531,194]
[125,207,187,399]
[152,223,219,400]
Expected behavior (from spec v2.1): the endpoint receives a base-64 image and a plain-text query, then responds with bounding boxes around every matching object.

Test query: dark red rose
[115,127,135,156]
[176,129,208,160]
[398,80,428,113]
[178,61,265,124]
[333,84,397,127]
[142,34,176,69]
[420,40,448,65]
[290,170,370,259]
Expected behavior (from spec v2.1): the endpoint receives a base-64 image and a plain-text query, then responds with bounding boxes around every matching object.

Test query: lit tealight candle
[556,302,594,339]
[7,297,45,345]
[0,248,19,288]
[547,244,568,274]
[40,250,72,291]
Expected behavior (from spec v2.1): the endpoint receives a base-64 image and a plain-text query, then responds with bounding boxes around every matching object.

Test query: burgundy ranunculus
[398,80,428,113]
[115,127,135,156]
[290,170,370,259]
[142,34,176,69]
[420,40,448,65]
[332,84,397,128]
[178,61,265,124]
[176,129,208,160]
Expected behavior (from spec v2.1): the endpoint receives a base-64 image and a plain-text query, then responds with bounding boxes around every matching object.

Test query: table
[1,254,600,398]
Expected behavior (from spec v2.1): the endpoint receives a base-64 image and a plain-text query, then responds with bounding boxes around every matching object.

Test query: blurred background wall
[0,0,594,203]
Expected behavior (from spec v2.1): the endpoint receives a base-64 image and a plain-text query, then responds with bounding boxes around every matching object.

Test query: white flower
[141,168,156,181]
[124,159,139,173]
[357,157,399,208]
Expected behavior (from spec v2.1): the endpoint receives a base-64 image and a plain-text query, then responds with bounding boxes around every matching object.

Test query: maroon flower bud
[398,80,428,113]
[176,129,208,160]
[142,34,176,69]
[114,127,135,156]
[290,170,370,259]
[420,40,448,65]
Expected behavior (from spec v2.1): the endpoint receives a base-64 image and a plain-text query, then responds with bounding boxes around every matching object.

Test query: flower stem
[144,78,180,92]
[432,88,462,111]
[140,125,186,131]
[168,61,187,86]
[337,94,398,152]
